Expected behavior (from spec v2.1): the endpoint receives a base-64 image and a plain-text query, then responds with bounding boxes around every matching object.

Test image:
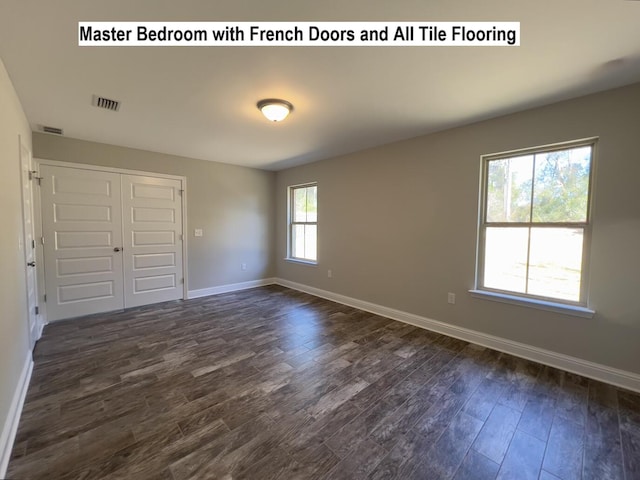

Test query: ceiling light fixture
[257,99,293,122]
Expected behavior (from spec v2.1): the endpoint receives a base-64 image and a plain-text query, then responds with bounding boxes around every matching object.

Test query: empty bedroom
[0,1,639,479]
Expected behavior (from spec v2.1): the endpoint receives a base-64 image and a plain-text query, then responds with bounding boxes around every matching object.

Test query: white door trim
[33,158,188,322]
[18,136,42,346]
[33,158,186,181]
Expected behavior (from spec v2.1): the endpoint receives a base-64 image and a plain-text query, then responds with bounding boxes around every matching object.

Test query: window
[476,139,595,306]
[288,183,317,263]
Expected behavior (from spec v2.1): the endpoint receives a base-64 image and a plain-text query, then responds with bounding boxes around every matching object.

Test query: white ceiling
[1,1,639,170]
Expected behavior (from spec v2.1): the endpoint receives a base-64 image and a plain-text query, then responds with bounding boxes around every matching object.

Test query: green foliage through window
[486,147,591,224]
[480,141,594,304]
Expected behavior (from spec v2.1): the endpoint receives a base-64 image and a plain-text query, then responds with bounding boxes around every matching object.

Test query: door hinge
[29,171,42,185]
[178,189,184,196]
[41,236,45,245]
[35,306,39,315]
[31,239,35,249]
[43,294,47,302]
[181,278,184,284]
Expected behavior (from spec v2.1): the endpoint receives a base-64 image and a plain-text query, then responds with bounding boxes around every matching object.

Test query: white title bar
[79,22,520,47]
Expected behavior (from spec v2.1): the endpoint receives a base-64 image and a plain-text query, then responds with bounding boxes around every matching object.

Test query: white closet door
[122,175,183,308]
[41,165,124,321]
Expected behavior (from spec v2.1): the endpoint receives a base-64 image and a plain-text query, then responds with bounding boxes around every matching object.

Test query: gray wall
[33,134,276,292]
[276,82,640,374]
[0,58,31,456]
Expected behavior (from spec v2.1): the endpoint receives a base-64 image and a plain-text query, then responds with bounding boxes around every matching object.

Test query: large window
[476,139,595,306]
[288,183,317,263]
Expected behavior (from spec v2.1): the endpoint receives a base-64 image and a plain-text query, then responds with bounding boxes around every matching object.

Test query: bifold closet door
[121,175,183,308]
[41,165,125,321]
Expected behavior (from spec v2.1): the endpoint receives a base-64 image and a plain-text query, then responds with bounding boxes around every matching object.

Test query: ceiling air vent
[42,125,64,135]
[92,95,121,112]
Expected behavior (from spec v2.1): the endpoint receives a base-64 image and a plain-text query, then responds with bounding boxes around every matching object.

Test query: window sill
[284,258,317,266]
[468,290,595,319]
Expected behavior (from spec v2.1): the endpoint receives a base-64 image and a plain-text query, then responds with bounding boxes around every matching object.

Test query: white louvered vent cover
[42,125,63,135]
[92,95,121,112]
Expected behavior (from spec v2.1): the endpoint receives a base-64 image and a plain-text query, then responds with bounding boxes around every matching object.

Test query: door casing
[19,137,43,346]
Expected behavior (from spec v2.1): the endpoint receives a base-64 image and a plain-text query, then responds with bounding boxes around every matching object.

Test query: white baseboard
[0,352,33,478]
[188,278,276,299]
[275,278,640,393]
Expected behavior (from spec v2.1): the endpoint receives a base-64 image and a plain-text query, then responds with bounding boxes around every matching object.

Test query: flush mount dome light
[257,99,293,122]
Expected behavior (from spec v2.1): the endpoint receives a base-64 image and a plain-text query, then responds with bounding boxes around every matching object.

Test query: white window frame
[286,182,318,265]
[471,138,597,317]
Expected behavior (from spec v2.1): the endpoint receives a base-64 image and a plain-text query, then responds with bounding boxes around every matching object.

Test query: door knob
[27,261,36,267]
[114,247,121,252]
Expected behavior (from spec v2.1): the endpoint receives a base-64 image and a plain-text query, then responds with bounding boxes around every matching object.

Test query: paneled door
[41,165,124,321]
[40,165,185,321]
[122,175,183,307]
[19,137,41,346]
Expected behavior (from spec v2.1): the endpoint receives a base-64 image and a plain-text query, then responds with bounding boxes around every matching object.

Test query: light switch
[194,228,203,237]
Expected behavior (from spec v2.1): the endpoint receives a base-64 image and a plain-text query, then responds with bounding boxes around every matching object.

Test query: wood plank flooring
[7,285,640,479]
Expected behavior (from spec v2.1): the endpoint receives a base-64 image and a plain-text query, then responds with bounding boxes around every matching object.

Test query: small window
[476,139,595,305]
[288,183,317,263]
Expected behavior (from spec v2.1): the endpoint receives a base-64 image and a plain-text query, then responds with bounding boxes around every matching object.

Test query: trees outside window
[478,140,595,304]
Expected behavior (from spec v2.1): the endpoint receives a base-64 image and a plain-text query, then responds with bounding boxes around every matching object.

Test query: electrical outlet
[241,263,247,271]
[327,269,332,278]
[194,228,203,237]
[447,292,456,304]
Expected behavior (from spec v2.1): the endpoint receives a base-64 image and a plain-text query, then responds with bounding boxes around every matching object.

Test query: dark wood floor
[7,285,640,480]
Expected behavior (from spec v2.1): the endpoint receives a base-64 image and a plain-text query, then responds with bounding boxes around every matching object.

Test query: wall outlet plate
[194,228,203,237]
